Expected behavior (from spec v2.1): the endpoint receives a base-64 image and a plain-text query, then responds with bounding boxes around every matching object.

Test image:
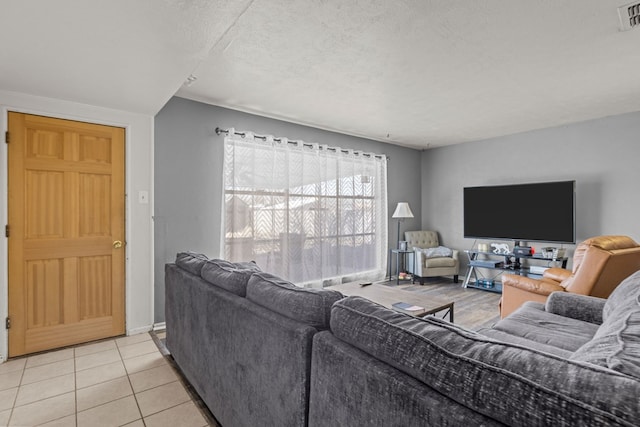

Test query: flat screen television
[463,180,576,244]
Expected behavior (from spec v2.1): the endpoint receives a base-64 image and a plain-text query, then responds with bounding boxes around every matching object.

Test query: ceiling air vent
[618,1,640,31]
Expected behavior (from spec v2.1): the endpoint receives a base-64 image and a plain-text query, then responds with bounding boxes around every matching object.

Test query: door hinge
[5,225,8,238]
[5,131,8,144]
[5,317,10,330]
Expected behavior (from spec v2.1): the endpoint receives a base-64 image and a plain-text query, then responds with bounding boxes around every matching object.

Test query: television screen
[463,180,575,244]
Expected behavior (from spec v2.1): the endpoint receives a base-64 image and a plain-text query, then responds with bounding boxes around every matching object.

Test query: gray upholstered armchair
[405,230,459,284]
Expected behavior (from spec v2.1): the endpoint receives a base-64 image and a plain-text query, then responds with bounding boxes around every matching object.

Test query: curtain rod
[215,127,389,160]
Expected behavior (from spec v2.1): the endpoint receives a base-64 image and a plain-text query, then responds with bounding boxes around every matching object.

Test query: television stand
[462,248,568,293]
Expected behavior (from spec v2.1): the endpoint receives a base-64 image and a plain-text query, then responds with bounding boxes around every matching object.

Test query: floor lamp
[392,202,414,250]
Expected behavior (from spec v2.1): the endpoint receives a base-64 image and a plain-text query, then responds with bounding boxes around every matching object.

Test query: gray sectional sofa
[165,252,640,427]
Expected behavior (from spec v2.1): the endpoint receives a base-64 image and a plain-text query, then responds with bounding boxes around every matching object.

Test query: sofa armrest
[542,267,571,283]
[502,274,564,296]
[545,292,605,325]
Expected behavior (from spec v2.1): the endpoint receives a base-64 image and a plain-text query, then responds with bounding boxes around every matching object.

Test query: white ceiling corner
[0,0,253,115]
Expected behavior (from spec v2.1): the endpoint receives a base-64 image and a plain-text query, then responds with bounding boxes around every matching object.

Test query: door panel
[79,255,112,319]
[79,173,111,236]
[8,112,125,357]
[26,258,63,328]
[26,170,65,238]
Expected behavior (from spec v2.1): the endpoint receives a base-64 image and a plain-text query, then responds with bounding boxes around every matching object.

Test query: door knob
[113,240,123,249]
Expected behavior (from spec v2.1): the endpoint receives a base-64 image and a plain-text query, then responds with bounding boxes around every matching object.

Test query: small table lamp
[392,202,414,249]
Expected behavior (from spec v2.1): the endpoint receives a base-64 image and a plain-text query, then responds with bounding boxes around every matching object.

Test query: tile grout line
[19,367,74,388]
[10,353,76,426]
[116,336,146,426]
[149,331,220,426]
[3,333,204,427]
[75,336,159,424]
[6,359,25,427]
[74,347,78,427]
[142,397,190,419]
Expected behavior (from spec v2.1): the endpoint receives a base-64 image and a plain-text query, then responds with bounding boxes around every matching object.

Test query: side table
[388,249,415,285]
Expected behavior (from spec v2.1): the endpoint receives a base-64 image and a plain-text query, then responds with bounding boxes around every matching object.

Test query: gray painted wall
[154,97,422,322]
[421,111,640,272]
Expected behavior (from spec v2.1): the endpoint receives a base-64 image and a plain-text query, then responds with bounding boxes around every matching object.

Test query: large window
[222,129,388,286]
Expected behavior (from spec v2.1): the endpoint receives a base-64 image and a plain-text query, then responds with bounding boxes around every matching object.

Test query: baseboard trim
[127,325,153,336]
[153,322,166,331]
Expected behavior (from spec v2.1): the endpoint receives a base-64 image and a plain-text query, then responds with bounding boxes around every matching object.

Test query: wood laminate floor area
[381,277,502,330]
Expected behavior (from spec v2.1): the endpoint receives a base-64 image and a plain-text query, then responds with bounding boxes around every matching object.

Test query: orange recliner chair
[501,235,640,318]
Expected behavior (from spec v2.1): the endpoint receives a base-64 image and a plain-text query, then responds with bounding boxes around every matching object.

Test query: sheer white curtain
[222,129,388,286]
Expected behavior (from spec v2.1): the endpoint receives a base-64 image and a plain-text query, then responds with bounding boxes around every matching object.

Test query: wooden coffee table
[328,281,454,323]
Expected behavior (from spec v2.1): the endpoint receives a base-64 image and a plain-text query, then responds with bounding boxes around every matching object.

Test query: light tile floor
[0,332,215,427]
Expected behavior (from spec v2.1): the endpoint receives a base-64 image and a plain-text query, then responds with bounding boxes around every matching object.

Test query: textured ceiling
[2,1,640,149]
[0,0,253,116]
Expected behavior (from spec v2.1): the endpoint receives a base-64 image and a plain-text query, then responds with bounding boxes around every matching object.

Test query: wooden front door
[8,112,125,357]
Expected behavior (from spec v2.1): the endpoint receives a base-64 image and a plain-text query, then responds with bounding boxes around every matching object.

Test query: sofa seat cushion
[571,270,640,379]
[491,301,599,352]
[246,272,343,330]
[423,257,456,268]
[330,296,640,427]
[478,328,573,358]
[200,259,261,297]
[175,251,210,276]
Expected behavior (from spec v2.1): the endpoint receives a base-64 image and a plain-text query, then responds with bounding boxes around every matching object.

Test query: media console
[462,249,568,293]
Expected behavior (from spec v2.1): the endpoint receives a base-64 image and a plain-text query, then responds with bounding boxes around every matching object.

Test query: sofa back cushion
[570,270,640,379]
[200,259,261,296]
[563,237,640,297]
[571,235,638,274]
[404,230,439,249]
[175,252,210,276]
[414,246,453,259]
[603,269,640,320]
[246,272,343,330]
[330,296,640,426]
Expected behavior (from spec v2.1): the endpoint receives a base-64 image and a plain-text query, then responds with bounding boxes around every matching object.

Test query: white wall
[0,90,155,362]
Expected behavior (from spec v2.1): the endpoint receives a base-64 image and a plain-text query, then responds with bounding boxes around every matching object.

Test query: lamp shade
[392,202,414,219]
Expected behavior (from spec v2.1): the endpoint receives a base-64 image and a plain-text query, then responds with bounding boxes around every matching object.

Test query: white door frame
[0,90,155,362]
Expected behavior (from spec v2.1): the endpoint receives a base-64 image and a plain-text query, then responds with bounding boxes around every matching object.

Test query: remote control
[360,282,373,287]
